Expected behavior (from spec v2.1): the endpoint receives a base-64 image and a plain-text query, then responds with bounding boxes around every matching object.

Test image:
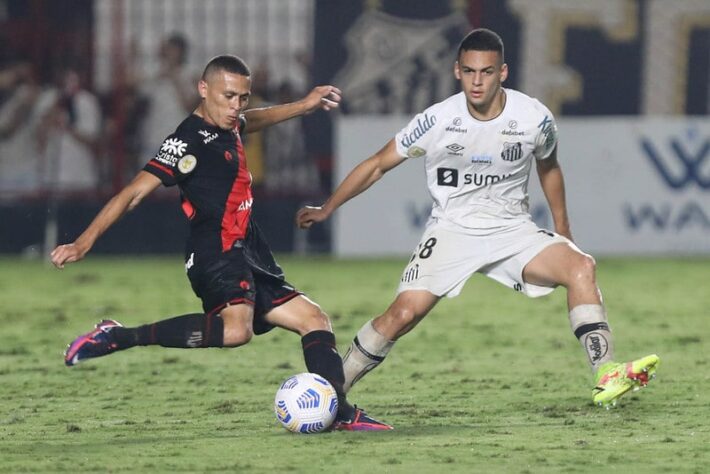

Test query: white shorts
[397,219,570,298]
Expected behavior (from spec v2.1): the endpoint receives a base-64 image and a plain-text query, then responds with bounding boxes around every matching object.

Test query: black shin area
[112,313,224,349]
[301,330,354,420]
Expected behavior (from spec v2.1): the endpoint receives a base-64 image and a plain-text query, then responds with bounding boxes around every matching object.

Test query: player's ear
[500,63,508,83]
[454,61,461,80]
[198,79,208,100]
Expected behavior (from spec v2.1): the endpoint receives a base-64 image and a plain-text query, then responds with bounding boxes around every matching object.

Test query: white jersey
[394,89,558,234]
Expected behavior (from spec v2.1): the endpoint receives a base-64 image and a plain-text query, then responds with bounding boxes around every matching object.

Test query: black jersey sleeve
[143,134,200,186]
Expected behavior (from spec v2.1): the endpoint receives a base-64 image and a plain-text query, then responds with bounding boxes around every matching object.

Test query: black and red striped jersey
[143,114,253,255]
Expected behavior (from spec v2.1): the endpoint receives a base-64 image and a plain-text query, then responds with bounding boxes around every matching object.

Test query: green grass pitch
[1,255,709,473]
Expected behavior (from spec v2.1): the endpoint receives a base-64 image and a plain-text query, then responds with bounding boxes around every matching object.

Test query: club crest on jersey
[178,154,197,174]
[161,138,187,157]
[407,146,427,158]
[501,142,523,162]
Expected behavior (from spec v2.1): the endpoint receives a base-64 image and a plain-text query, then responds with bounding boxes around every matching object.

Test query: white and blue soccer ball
[274,372,338,434]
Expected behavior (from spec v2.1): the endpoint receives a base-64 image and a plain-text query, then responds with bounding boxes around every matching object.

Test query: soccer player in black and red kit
[51,55,391,431]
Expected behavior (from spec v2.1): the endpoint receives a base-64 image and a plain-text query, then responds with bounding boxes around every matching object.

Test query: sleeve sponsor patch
[144,135,194,186]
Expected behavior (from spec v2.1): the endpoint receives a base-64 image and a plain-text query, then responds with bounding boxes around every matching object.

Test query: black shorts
[185,223,299,335]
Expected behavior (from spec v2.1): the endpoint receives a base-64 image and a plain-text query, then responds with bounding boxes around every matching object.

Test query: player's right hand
[296,206,330,229]
[50,243,87,269]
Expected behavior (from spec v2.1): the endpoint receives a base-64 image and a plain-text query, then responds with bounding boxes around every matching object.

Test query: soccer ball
[274,372,339,433]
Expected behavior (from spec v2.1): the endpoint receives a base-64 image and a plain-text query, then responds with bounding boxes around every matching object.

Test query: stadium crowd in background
[0,35,324,200]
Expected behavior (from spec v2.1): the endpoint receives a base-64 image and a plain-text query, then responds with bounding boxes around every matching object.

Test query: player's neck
[467,88,506,121]
[193,105,217,128]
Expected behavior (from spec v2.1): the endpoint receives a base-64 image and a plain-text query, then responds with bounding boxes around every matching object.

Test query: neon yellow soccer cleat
[592,354,660,408]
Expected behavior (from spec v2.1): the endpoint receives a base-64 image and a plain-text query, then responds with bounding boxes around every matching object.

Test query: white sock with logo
[342,320,395,393]
[569,304,614,373]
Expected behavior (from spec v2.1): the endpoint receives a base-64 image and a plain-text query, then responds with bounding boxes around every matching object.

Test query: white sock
[569,304,614,373]
[342,320,395,393]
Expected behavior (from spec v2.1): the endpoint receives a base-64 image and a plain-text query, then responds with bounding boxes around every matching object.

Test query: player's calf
[342,320,394,393]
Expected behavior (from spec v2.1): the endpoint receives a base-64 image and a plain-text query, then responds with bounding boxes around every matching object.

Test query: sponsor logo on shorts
[401,264,420,283]
[185,252,194,271]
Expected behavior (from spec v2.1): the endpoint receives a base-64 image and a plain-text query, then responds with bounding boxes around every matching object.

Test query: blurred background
[0,0,708,258]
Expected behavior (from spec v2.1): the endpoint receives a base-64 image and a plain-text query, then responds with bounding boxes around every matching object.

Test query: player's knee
[223,323,254,347]
[299,307,332,335]
[384,303,419,330]
[570,254,596,284]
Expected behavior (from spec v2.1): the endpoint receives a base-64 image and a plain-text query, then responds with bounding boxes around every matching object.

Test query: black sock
[301,330,354,420]
[112,313,224,349]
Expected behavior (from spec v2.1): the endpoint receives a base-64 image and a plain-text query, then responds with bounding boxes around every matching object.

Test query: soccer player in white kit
[297,29,658,408]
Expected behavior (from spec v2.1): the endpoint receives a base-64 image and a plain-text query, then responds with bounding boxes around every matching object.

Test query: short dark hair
[457,28,504,62]
[201,55,251,81]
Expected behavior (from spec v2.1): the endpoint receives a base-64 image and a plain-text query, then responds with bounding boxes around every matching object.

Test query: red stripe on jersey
[147,161,175,176]
[181,196,196,220]
[220,133,253,251]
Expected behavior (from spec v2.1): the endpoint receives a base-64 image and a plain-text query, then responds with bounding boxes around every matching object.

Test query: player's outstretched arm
[536,147,573,241]
[242,85,341,133]
[296,139,406,229]
[50,172,162,269]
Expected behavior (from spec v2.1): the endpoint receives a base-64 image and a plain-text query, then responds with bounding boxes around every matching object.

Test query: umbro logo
[446,143,464,155]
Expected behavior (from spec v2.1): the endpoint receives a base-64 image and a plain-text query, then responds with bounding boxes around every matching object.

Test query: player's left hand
[302,85,341,113]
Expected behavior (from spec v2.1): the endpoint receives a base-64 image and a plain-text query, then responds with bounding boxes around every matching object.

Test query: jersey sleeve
[532,101,558,160]
[394,106,439,159]
[143,134,199,186]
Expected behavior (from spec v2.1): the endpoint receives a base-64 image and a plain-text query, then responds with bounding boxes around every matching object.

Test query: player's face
[198,70,251,130]
[455,50,508,115]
